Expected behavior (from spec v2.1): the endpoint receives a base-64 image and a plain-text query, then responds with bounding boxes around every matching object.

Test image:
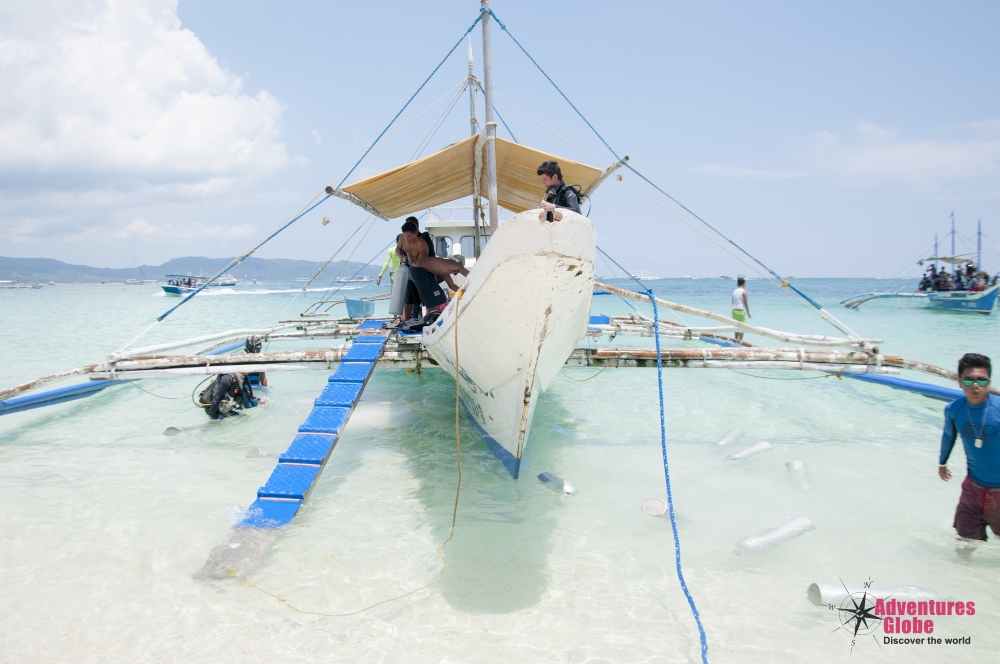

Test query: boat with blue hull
[842,285,1000,314]
[925,285,1000,313]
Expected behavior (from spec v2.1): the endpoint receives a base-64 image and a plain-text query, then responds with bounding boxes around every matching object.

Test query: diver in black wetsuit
[537,160,582,222]
[198,373,258,420]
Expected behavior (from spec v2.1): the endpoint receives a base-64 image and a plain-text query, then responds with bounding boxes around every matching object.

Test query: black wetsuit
[202,374,257,420]
[545,182,582,215]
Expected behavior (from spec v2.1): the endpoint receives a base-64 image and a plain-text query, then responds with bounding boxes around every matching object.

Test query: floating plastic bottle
[717,429,745,446]
[538,472,575,495]
[786,460,812,490]
[736,515,815,553]
[727,441,773,460]
[807,583,937,606]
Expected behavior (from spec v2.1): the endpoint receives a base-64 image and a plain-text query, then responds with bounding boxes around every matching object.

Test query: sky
[1,0,999,277]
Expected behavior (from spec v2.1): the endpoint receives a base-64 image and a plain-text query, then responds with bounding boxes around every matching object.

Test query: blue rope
[624,163,788,284]
[488,9,622,162]
[647,288,710,664]
[156,194,330,322]
[597,246,651,293]
[492,105,519,144]
[475,82,518,144]
[489,6,811,298]
[320,239,395,305]
[334,11,485,189]
[156,12,488,324]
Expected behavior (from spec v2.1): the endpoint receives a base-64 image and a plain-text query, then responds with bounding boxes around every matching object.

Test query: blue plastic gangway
[239,320,390,528]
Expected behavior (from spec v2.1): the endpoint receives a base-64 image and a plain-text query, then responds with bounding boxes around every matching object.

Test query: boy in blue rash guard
[939,353,1000,552]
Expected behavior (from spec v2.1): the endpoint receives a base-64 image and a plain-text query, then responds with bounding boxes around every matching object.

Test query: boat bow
[422,209,595,477]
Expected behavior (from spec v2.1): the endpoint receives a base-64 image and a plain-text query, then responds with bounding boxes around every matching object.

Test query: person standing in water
[939,353,1000,557]
[731,277,750,342]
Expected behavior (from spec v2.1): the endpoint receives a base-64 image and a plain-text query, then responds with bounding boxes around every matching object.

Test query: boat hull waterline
[423,210,595,478]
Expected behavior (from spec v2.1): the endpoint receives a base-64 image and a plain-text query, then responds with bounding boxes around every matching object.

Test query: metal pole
[481,0,499,232]
[951,211,956,277]
[978,219,982,272]
[468,36,482,258]
[934,234,938,275]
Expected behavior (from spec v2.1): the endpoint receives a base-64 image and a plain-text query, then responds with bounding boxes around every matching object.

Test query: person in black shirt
[537,160,581,221]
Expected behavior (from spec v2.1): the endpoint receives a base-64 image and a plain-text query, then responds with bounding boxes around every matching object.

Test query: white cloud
[691,121,1000,193]
[816,122,1000,189]
[0,0,290,188]
[689,164,808,180]
[311,129,323,145]
[117,217,157,238]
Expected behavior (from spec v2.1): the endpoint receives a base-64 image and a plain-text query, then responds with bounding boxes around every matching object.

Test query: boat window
[434,236,453,257]
[461,235,488,257]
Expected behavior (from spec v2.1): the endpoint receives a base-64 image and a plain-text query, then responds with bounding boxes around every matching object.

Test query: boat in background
[162,274,236,295]
[0,281,44,289]
[334,275,371,283]
[842,217,997,314]
[630,271,662,280]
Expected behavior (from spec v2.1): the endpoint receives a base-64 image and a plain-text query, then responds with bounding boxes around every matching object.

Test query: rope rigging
[486,6,863,344]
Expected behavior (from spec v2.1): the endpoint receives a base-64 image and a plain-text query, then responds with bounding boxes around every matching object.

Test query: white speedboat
[422,209,595,477]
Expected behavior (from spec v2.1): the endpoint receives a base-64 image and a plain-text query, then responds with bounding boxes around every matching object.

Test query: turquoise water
[1,279,998,662]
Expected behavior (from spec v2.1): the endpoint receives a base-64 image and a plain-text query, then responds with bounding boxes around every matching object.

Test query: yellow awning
[328,136,610,219]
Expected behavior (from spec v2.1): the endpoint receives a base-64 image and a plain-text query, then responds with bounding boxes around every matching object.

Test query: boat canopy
[920,256,973,265]
[326,134,620,220]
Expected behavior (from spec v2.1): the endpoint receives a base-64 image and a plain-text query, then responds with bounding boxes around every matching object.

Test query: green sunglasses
[961,377,991,387]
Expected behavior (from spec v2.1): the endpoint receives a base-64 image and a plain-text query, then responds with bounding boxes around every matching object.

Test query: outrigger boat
[842,217,998,314]
[3,6,997,646]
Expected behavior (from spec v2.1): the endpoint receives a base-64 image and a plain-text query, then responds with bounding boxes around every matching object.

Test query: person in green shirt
[378,235,406,322]
[376,237,401,286]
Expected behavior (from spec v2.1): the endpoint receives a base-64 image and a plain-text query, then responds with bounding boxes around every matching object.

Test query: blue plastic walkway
[239,321,390,528]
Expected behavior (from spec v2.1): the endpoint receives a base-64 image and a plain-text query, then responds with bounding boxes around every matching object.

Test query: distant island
[0,256,381,284]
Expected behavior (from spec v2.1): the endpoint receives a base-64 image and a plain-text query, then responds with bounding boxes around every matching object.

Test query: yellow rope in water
[241,291,467,617]
[126,380,187,400]
[725,368,841,381]
[560,366,608,382]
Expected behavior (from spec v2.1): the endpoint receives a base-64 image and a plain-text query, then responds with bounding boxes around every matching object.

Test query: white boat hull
[422,209,595,478]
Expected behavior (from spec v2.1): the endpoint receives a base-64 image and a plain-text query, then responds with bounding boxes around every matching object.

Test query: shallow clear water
[1,279,998,662]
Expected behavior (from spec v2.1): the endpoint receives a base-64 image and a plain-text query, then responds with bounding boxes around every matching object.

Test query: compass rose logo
[831,577,884,653]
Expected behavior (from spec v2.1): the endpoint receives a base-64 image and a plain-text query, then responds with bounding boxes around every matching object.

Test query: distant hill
[0,255,381,283]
